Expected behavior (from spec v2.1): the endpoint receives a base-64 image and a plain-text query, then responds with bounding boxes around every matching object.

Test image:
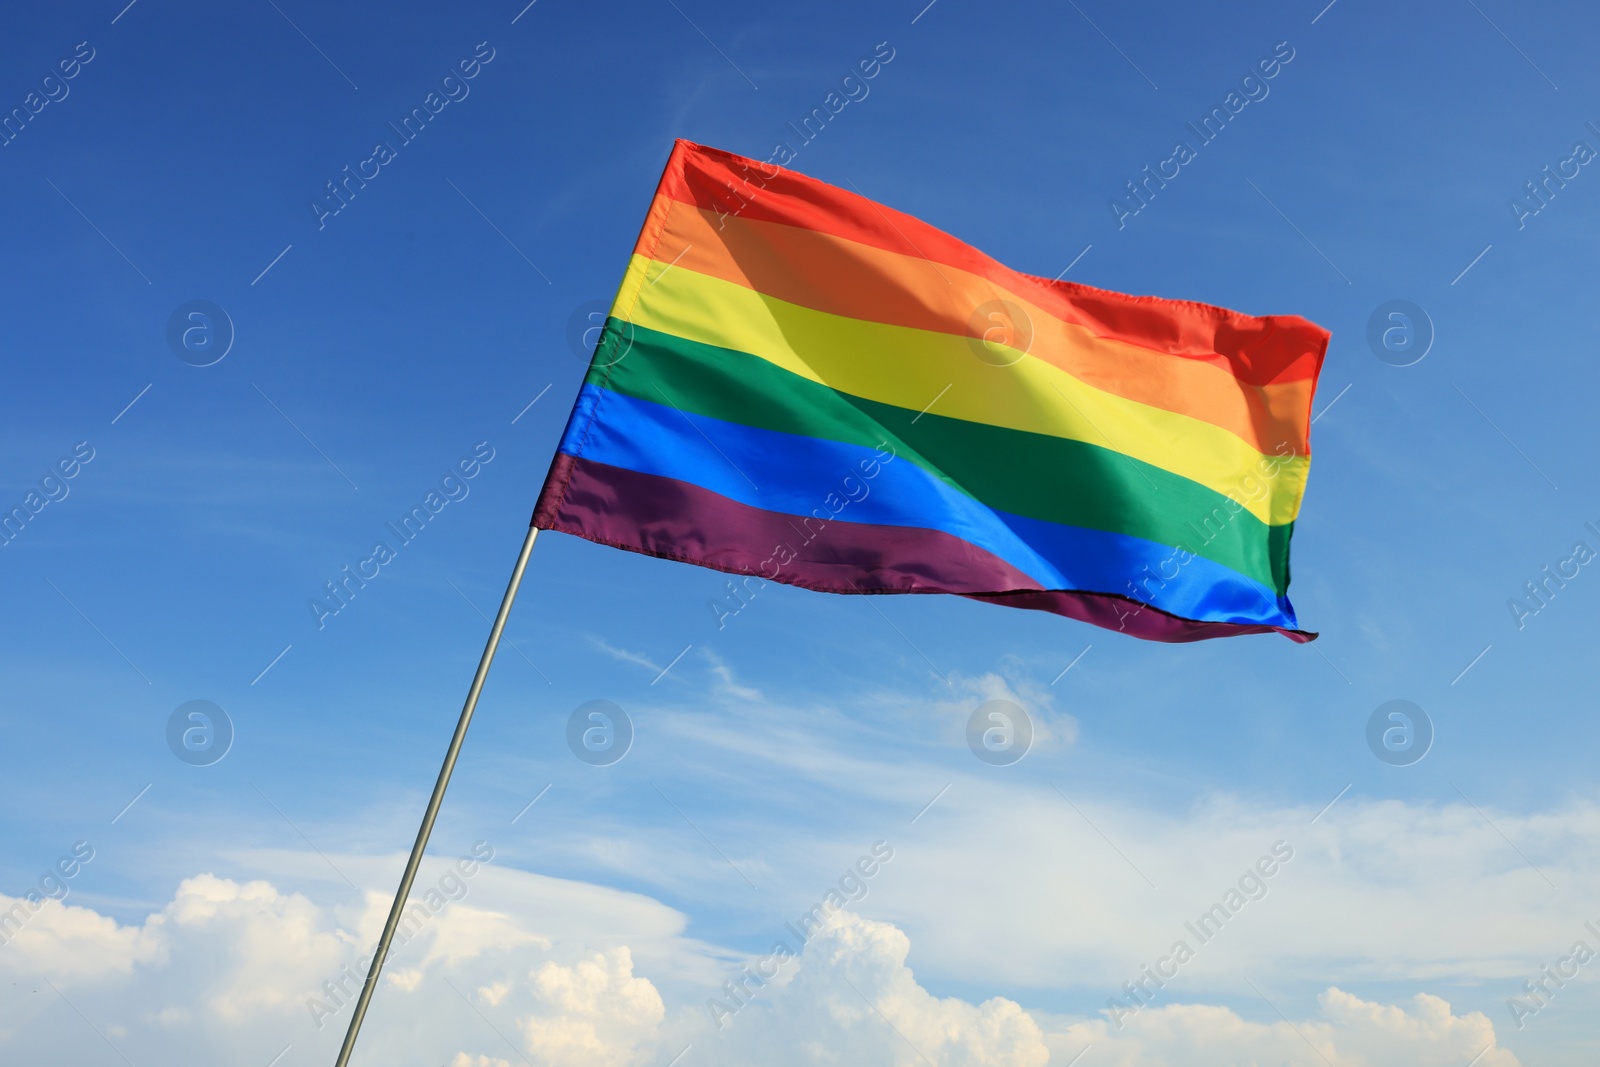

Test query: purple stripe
[533,455,1314,643]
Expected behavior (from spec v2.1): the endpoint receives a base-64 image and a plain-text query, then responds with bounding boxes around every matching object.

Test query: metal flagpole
[332,524,541,1067]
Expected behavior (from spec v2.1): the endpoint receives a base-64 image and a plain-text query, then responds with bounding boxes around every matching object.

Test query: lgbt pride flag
[534,141,1327,641]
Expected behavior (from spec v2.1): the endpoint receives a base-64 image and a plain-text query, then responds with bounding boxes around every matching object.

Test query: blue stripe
[563,385,1297,629]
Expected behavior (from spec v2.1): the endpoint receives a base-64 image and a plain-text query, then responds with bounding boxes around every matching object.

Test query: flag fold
[534,140,1327,642]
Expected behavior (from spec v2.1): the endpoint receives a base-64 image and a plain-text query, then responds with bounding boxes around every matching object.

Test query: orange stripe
[651,140,1328,387]
[652,201,1314,456]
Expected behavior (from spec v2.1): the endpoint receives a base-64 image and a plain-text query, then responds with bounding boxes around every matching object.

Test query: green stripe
[589,320,1292,594]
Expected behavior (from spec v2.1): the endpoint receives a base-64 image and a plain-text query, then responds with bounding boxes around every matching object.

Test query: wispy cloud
[585,635,662,674]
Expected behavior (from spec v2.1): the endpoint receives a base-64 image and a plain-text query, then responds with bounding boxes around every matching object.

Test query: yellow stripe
[614,255,1308,525]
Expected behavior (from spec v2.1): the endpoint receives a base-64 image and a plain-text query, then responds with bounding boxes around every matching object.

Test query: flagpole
[332,523,541,1067]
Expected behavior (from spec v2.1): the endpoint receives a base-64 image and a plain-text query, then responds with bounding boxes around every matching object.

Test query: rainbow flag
[534,141,1327,642]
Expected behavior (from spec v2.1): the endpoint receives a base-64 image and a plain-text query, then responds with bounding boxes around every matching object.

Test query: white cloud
[0,890,163,984]
[518,947,664,1067]
[868,792,1600,994]
[477,979,512,1007]
[161,874,350,1021]
[585,635,662,674]
[0,861,1536,1067]
[702,647,764,703]
[691,910,1051,1067]
[921,670,1078,757]
[387,966,424,992]
[1046,987,1521,1067]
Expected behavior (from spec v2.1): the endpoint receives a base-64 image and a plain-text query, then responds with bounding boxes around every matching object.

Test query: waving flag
[534,140,1327,641]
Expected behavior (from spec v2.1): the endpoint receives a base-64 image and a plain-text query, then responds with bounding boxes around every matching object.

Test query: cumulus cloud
[161,874,351,1021]
[694,910,1050,1067]
[0,859,686,1063]
[518,947,664,1067]
[0,863,1532,1067]
[449,908,1048,1067]
[0,891,163,984]
[1048,987,1521,1067]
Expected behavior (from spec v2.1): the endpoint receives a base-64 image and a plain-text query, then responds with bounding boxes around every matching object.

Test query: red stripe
[532,454,1315,643]
[647,140,1328,388]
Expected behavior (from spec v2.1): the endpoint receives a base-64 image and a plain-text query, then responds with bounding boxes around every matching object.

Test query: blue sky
[3,1,1599,1065]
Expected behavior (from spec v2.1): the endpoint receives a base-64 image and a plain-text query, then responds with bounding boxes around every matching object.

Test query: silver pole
[333,524,541,1067]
